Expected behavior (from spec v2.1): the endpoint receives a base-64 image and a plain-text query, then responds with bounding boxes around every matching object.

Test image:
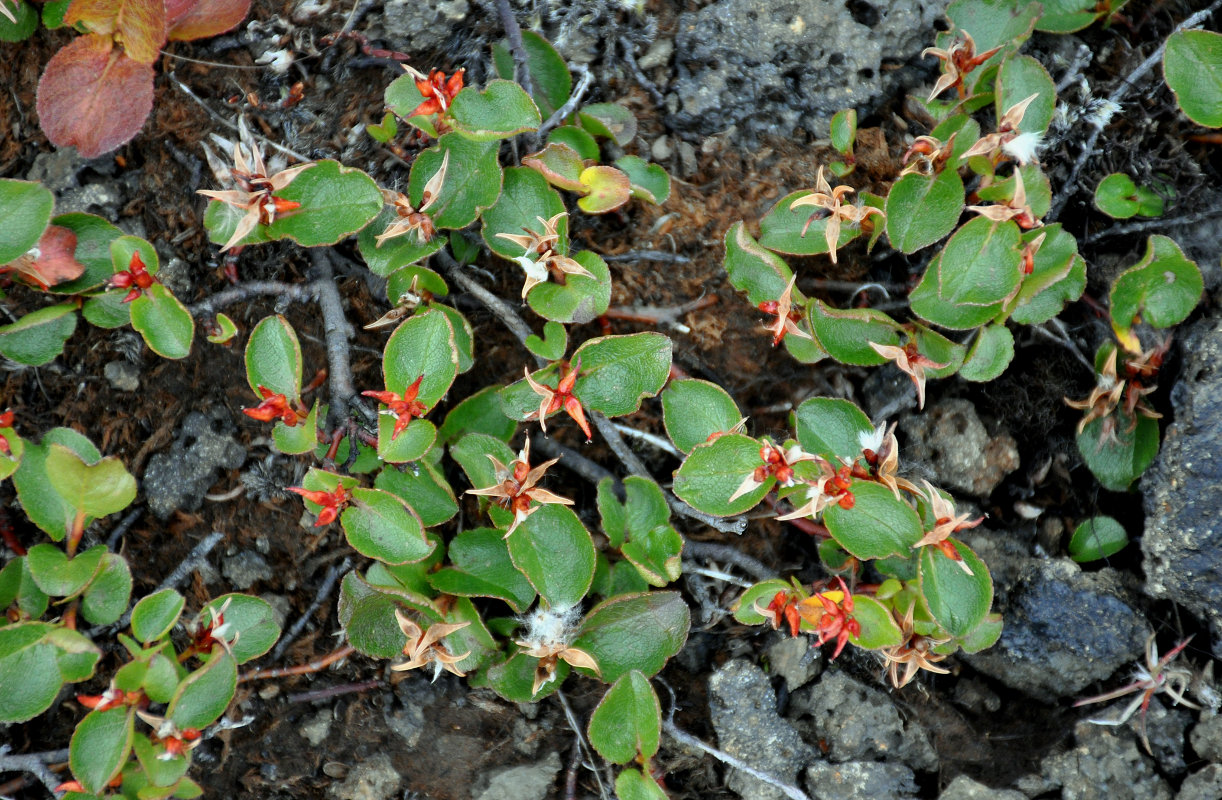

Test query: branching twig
[434,249,546,367]
[168,73,312,163]
[661,720,812,800]
[1080,207,1222,243]
[309,250,360,433]
[1047,0,1222,222]
[603,295,718,334]
[554,689,610,800]
[0,746,69,799]
[603,250,691,264]
[494,0,534,114]
[531,435,616,486]
[105,507,143,550]
[539,67,595,139]
[287,678,383,705]
[611,422,680,456]
[240,643,355,682]
[1033,318,1094,372]
[270,557,351,662]
[188,281,315,318]
[682,541,777,582]
[619,36,665,106]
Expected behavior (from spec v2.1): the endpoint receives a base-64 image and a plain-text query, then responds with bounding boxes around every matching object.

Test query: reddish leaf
[36,35,155,158]
[2,225,86,288]
[166,0,249,41]
[64,0,166,63]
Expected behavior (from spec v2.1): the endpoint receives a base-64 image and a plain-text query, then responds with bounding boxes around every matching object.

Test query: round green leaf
[1165,30,1222,127]
[449,79,541,140]
[493,31,571,117]
[1069,515,1128,562]
[245,315,302,402]
[130,283,194,359]
[616,768,669,800]
[588,671,661,764]
[847,595,904,650]
[341,487,434,565]
[428,528,537,613]
[759,190,861,256]
[823,481,924,560]
[337,571,412,658]
[1094,173,1143,219]
[621,525,683,588]
[526,320,569,362]
[1034,0,1099,33]
[578,102,637,146]
[131,588,186,643]
[46,444,137,518]
[0,557,48,619]
[793,396,873,464]
[133,731,190,788]
[548,125,600,161]
[375,458,459,528]
[934,216,1024,307]
[142,652,180,704]
[661,379,742,454]
[109,235,158,276]
[439,385,517,444]
[507,504,596,610]
[808,301,901,365]
[959,324,1014,382]
[80,553,132,626]
[1076,413,1160,491]
[830,108,857,154]
[573,591,690,683]
[1109,235,1202,331]
[0,178,53,263]
[0,623,65,722]
[0,302,76,366]
[571,332,672,417]
[527,250,612,324]
[168,648,237,730]
[69,707,134,793]
[206,312,238,344]
[383,308,459,407]
[523,141,586,192]
[732,579,792,625]
[378,416,437,465]
[450,432,517,490]
[959,612,1003,653]
[673,434,772,517]
[383,73,438,136]
[996,55,1055,134]
[723,221,794,306]
[885,169,965,254]
[408,134,502,230]
[272,400,319,456]
[13,428,101,541]
[482,166,567,259]
[918,539,992,638]
[26,543,105,597]
[82,289,132,329]
[201,594,282,665]
[615,155,671,204]
[1007,224,1084,324]
[945,0,1040,79]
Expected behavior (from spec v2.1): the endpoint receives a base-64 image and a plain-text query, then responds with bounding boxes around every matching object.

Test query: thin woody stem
[239,643,355,682]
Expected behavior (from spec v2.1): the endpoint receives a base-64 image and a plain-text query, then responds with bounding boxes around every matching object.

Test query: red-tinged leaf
[3,225,85,289]
[64,0,165,63]
[36,35,155,158]
[165,0,248,41]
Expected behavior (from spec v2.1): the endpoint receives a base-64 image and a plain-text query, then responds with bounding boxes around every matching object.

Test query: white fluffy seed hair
[520,604,582,647]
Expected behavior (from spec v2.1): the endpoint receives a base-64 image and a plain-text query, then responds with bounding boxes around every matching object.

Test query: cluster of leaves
[725,0,1213,491]
[2,0,250,157]
[0,424,280,798]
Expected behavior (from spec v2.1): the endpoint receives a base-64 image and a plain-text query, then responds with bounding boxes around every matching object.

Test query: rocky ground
[3,0,1222,799]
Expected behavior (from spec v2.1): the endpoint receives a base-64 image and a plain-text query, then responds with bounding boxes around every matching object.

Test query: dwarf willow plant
[0,424,281,798]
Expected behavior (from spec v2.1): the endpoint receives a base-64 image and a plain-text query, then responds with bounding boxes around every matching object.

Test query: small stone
[104,360,140,392]
[937,774,1026,800]
[143,409,246,519]
[259,593,290,629]
[637,38,673,70]
[900,398,1020,497]
[222,551,272,590]
[1036,721,1171,800]
[300,709,332,746]
[678,141,698,178]
[327,753,400,800]
[473,751,560,800]
[651,135,673,162]
[383,704,425,749]
[804,761,918,800]
[767,635,822,691]
[1188,713,1222,762]
[1177,764,1222,800]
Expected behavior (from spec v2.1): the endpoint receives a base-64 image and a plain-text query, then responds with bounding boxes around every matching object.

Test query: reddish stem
[239,644,356,683]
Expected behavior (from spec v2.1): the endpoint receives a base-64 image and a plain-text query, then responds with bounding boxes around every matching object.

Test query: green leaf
[577,166,632,215]
[450,432,517,492]
[830,108,857,155]
[571,332,672,417]
[1109,235,1202,331]
[375,458,459,527]
[80,553,132,625]
[508,504,596,610]
[341,487,434,565]
[142,653,180,704]
[615,768,669,800]
[526,250,612,324]
[130,283,194,359]
[45,213,122,294]
[245,315,302,402]
[81,290,132,329]
[732,580,792,625]
[1164,30,1222,127]
[959,612,1003,653]
[206,312,238,345]
[615,155,671,204]
[13,428,100,541]
[588,671,661,764]
[46,444,137,518]
[976,164,1051,219]
[885,169,965,254]
[1069,515,1128,562]
[0,302,76,366]
[578,103,637,146]
[622,525,683,588]
[200,594,281,665]
[1008,224,1085,325]
[723,221,794,306]
[910,219,1023,330]
[959,324,1014,382]
[848,595,904,650]
[485,651,569,702]
[573,591,690,683]
[356,206,445,276]
[449,80,541,140]
[1077,412,1160,491]
[493,31,572,118]
[0,178,54,263]
[272,400,319,456]
[759,190,861,256]
[526,320,569,362]
[439,386,517,444]
[996,55,1055,133]
[428,528,537,613]
[0,623,68,722]
[382,308,459,408]
[482,166,567,259]
[661,379,742,454]
[168,648,237,730]
[27,543,106,597]
[133,733,190,788]
[69,707,134,793]
[443,596,500,675]
[131,588,186,644]
[672,434,771,517]
[384,73,439,137]
[823,481,924,560]
[409,134,503,230]
[808,301,901,365]
[548,125,600,161]
[1036,0,1102,33]
[48,627,101,683]
[793,397,873,464]
[0,0,39,41]
[1094,173,1162,219]
[523,141,586,192]
[918,539,992,637]
[0,557,49,619]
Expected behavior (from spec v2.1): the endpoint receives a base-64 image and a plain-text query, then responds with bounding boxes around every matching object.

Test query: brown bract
[0,0,16,23]
[789,166,883,264]
[966,166,1041,229]
[911,480,982,574]
[515,638,599,697]
[961,93,1040,164]
[497,212,594,298]
[922,30,1002,102]
[868,341,948,410]
[375,151,449,247]
[464,439,573,538]
[879,602,951,688]
[758,276,812,346]
[391,610,471,680]
[524,360,593,442]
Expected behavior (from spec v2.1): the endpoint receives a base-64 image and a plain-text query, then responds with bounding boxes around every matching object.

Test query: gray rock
[1019,721,1172,800]
[767,635,822,692]
[1178,764,1222,800]
[258,592,290,629]
[104,361,140,392]
[221,551,272,590]
[143,409,246,519]
[26,149,84,193]
[327,752,400,800]
[58,182,123,217]
[671,0,941,143]
[1189,713,1222,762]
[900,398,1020,497]
[473,751,560,800]
[788,669,937,772]
[1135,698,1192,778]
[1142,319,1222,657]
[379,0,468,54]
[937,774,1026,800]
[300,708,331,746]
[804,760,918,800]
[965,558,1150,698]
[708,659,816,800]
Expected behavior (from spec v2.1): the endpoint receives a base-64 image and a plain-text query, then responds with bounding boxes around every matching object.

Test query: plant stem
[240,643,356,682]
[187,281,315,318]
[270,557,351,662]
[309,249,360,434]
[661,720,812,800]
